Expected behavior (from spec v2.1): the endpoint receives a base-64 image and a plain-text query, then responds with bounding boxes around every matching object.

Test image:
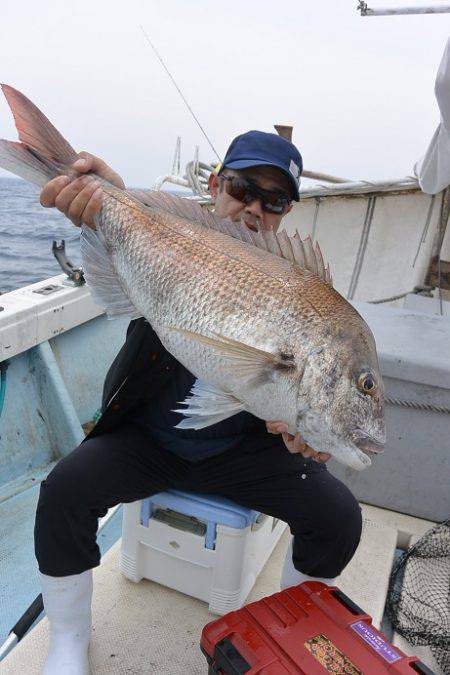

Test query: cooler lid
[354,302,450,389]
[148,490,260,529]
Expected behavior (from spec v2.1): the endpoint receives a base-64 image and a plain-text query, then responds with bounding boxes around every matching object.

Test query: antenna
[358,2,450,16]
[274,123,294,141]
[140,25,222,163]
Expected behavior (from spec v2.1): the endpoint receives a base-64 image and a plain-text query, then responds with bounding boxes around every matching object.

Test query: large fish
[0,84,385,470]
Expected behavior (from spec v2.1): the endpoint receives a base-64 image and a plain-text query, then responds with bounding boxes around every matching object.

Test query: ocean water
[0,177,190,294]
[0,177,83,293]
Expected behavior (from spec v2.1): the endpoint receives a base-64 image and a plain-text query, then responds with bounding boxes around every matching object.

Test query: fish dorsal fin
[128,189,226,231]
[128,188,332,284]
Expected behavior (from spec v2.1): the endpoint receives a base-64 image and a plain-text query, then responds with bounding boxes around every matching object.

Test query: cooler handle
[411,661,437,674]
[331,588,366,615]
[213,637,251,674]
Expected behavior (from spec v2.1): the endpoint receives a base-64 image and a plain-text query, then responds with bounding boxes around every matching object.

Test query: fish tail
[0,84,77,187]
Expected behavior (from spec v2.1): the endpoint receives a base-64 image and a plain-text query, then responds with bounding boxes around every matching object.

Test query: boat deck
[1,502,443,674]
[1,280,448,673]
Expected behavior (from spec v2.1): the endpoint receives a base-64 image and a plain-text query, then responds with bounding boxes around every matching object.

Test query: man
[36,131,362,674]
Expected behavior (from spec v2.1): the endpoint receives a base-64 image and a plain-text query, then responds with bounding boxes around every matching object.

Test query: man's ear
[208,172,220,198]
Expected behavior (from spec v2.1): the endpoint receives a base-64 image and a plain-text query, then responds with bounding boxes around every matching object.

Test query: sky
[0,0,449,186]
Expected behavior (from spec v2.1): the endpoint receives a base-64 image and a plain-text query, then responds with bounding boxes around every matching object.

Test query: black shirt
[132,359,265,460]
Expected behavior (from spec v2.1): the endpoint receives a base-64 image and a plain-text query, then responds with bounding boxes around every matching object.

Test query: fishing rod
[0,504,122,662]
[139,25,222,164]
[358,2,450,15]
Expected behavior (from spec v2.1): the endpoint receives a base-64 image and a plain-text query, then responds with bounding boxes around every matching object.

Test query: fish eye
[279,351,294,363]
[275,351,295,371]
[357,373,377,395]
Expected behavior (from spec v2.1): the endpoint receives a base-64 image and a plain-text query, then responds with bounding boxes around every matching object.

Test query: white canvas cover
[415,36,450,194]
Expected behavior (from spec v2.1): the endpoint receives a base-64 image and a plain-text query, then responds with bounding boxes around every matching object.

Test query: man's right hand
[266,421,331,464]
[40,152,125,228]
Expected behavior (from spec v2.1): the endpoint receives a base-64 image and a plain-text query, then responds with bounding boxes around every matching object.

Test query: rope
[311,197,322,241]
[412,194,435,268]
[386,396,450,415]
[0,362,8,419]
[347,196,377,300]
[368,291,410,304]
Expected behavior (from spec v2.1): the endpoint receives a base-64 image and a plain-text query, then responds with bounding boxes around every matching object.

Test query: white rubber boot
[280,538,336,589]
[40,569,92,675]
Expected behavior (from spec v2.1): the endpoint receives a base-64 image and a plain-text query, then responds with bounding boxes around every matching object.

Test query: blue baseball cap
[219,130,303,201]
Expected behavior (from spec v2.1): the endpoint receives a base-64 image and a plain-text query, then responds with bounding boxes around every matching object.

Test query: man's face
[209,165,293,233]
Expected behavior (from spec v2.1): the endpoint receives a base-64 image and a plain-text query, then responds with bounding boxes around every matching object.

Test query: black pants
[35,423,362,578]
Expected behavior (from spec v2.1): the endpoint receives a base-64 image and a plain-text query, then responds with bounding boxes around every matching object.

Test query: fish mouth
[350,429,385,456]
[244,220,258,232]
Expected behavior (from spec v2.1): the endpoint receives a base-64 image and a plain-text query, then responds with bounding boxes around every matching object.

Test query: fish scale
[100,192,321,347]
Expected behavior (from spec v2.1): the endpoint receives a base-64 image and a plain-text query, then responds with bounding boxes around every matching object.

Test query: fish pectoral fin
[173,379,246,429]
[172,328,292,384]
[80,226,141,318]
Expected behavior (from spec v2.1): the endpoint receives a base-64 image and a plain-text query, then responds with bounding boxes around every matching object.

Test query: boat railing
[0,274,103,362]
[152,144,420,201]
[297,176,420,199]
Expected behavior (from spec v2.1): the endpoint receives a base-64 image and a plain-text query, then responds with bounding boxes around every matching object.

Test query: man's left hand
[266,421,331,464]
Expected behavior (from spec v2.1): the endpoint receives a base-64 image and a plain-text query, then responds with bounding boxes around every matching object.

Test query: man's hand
[266,421,331,463]
[40,152,125,228]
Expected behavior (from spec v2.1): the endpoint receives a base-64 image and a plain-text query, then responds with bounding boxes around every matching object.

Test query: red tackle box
[200,582,435,674]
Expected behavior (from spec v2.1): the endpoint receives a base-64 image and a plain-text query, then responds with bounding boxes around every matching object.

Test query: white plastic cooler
[332,300,450,522]
[120,490,286,615]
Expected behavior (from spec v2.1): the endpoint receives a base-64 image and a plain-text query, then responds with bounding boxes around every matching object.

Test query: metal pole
[358,2,450,15]
[302,169,351,184]
[0,633,19,661]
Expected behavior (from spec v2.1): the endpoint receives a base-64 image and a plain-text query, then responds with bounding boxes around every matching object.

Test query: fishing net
[386,519,450,674]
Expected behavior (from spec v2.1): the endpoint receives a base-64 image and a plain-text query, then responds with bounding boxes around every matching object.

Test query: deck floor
[1,503,443,674]
[0,482,123,646]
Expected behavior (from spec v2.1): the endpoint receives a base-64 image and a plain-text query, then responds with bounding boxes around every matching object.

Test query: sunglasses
[219,174,291,214]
